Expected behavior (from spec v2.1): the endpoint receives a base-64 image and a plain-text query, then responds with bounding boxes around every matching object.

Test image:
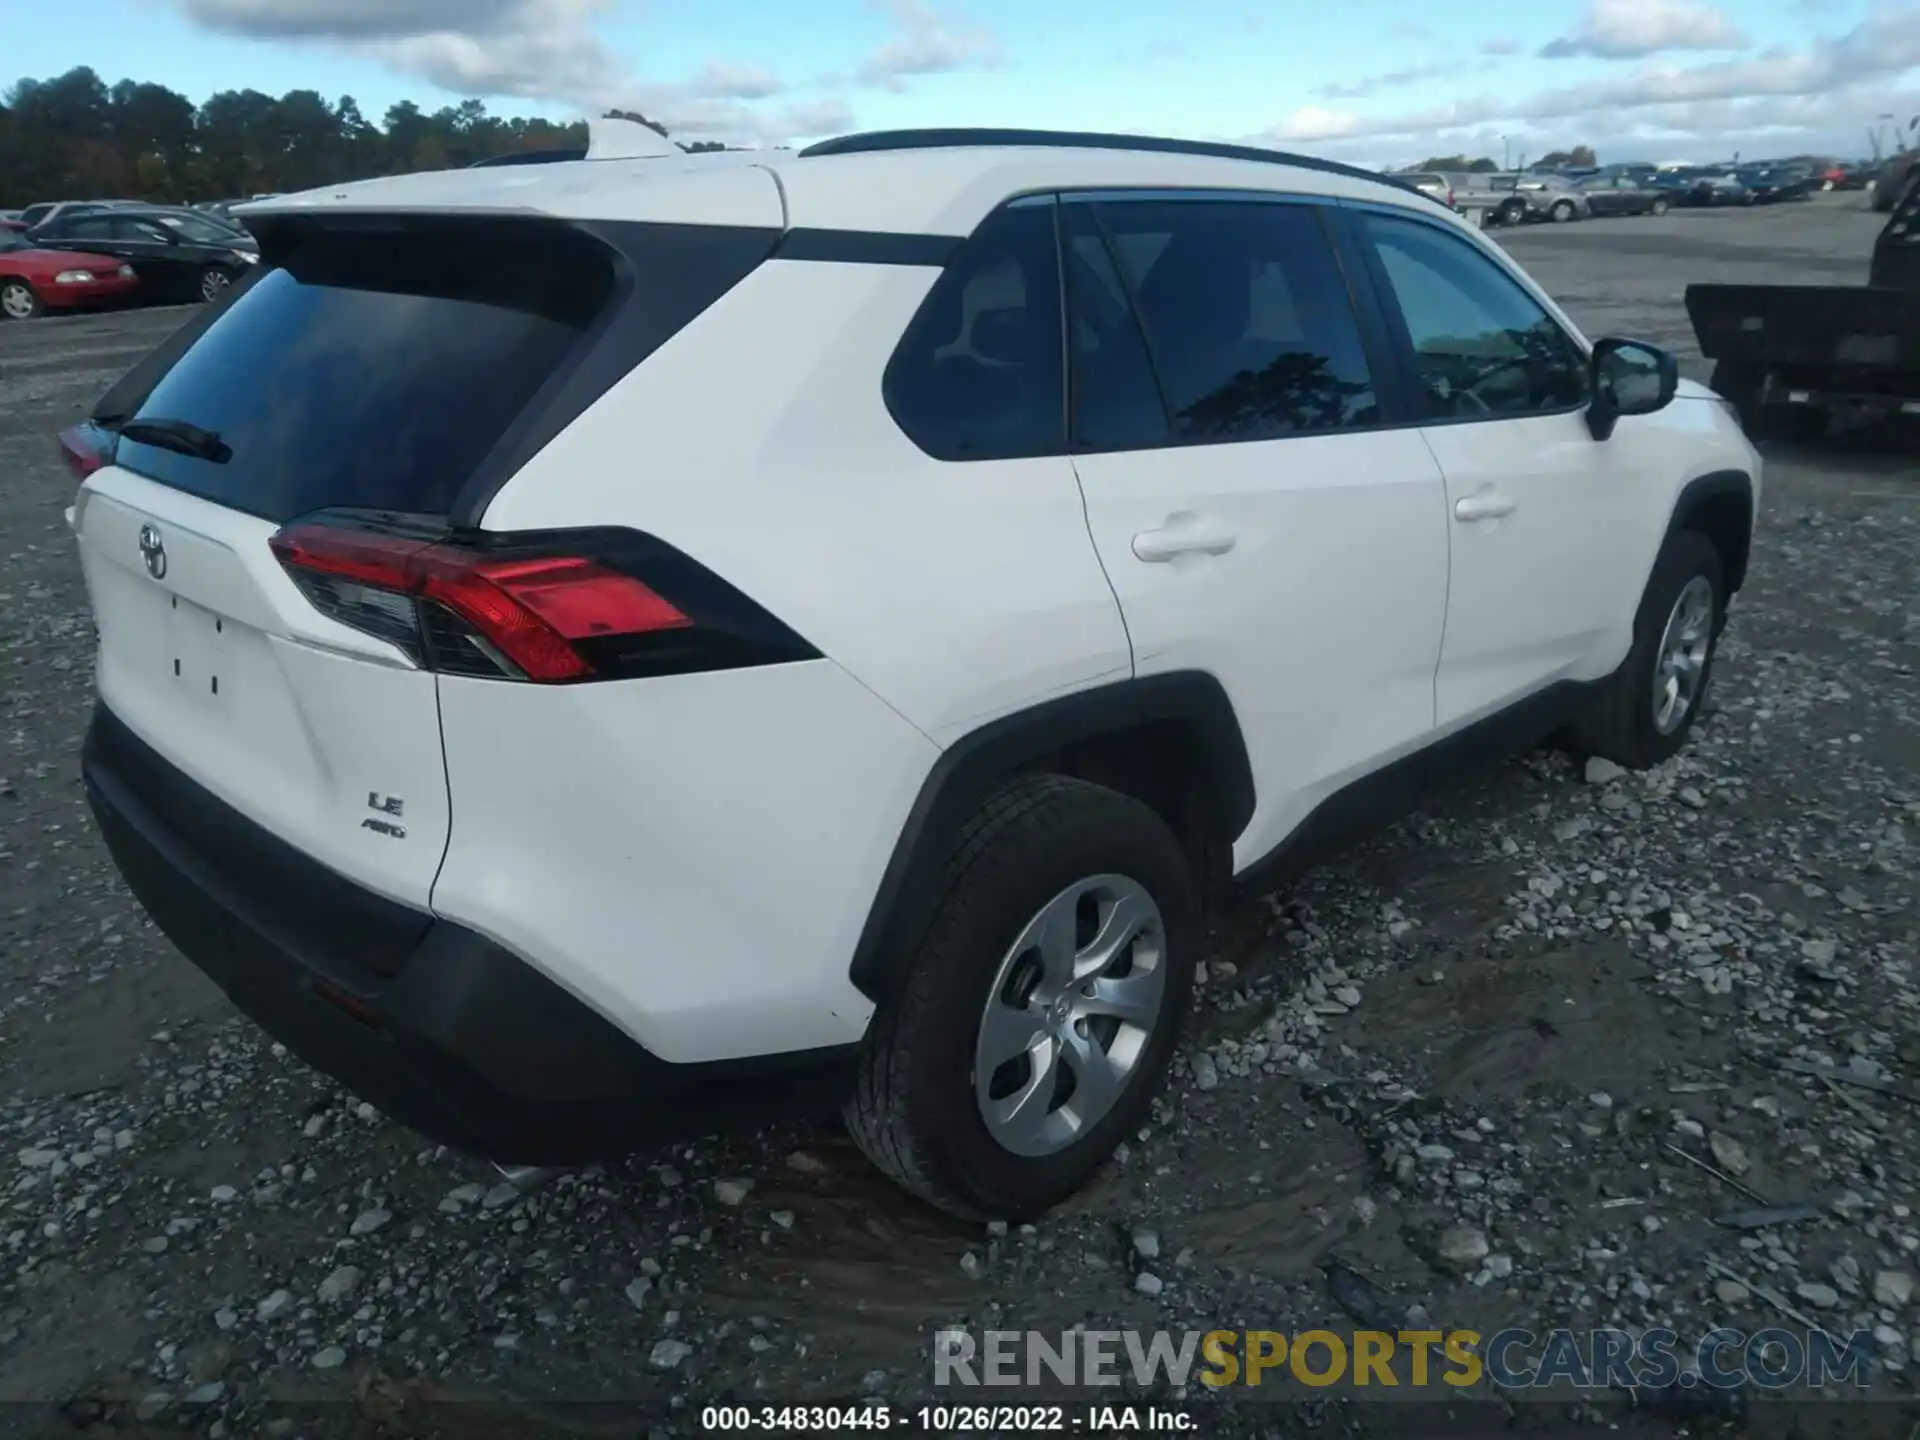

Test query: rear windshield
[114,221,615,522]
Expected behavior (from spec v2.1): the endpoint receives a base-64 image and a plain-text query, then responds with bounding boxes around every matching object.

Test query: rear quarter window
[883,200,1066,461]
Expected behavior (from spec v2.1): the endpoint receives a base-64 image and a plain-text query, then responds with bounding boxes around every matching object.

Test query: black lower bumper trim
[82,703,854,1164]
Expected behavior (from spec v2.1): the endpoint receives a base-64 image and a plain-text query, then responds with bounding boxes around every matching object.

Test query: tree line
[0,67,723,208]
[1405,146,1598,174]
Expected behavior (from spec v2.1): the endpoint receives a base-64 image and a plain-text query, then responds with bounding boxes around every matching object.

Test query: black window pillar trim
[847,672,1255,1004]
[450,217,784,525]
[1316,203,1423,427]
[1077,196,1179,444]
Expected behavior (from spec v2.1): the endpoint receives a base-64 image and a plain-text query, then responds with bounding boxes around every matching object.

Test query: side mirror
[1587,337,1678,440]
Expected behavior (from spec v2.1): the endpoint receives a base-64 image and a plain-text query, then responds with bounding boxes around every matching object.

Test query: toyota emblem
[138,524,167,580]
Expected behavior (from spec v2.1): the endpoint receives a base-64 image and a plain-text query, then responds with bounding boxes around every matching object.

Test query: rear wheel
[1497,199,1530,227]
[1550,199,1578,223]
[1566,531,1725,771]
[845,775,1198,1220]
[0,278,43,320]
[198,266,231,304]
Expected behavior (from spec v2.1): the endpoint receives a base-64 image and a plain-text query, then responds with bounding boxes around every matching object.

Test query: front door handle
[1453,491,1517,522]
[1132,516,1238,562]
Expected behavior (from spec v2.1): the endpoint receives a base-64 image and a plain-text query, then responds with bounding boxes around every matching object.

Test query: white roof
[238,138,1450,238]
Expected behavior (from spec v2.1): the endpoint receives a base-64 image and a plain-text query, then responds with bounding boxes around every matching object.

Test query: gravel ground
[2,195,1917,1438]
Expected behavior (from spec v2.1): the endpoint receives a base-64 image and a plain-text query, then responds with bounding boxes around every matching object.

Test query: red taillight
[57,423,112,481]
[269,522,691,683]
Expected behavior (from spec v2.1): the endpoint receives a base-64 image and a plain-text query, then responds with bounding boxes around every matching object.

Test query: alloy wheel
[0,283,35,320]
[1652,575,1715,735]
[973,874,1167,1158]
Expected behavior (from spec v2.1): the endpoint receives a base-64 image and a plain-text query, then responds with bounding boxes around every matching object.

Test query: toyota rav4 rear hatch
[72,217,635,925]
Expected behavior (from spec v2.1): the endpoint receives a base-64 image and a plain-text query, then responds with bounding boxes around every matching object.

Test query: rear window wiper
[118,418,232,464]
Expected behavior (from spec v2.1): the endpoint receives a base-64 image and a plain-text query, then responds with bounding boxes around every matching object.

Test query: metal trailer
[1685,174,1920,442]
[1689,170,1920,439]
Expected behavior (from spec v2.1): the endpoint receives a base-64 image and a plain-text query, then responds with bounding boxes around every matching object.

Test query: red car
[0,232,140,320]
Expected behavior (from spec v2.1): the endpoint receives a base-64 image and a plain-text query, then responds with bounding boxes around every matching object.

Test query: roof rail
[797,128,1440,206]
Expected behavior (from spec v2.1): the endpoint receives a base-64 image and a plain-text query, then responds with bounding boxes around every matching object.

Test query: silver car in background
[1398,172,1457,209]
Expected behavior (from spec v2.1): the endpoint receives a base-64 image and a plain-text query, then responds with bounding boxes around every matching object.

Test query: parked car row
[1405,157,1882,228]
[0,199,259,319]
[0,230,140,319]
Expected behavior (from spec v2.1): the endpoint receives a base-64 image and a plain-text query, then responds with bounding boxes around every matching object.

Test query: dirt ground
[0,194,1916,1439]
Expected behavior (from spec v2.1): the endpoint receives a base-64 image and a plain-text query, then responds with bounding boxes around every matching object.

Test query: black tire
[0,277,43,321]
[1550,199,1577,223]
[1497,200,1530,227]
[845,774,1198,1220]
[198,266,232,304]
[1565,531,1725,771]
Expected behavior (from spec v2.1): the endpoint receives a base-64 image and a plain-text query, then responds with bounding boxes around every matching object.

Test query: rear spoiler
[466,117,683,170]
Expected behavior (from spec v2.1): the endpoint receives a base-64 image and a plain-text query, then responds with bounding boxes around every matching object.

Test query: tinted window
[1093,198,1378,442]
[884,201,1065,461]
[112,217,170,242]
[1061,203,1168,450]
[1360,212,1587,420]
[114,221,616,522]
[66,217,115,241]
[158,213,244,244]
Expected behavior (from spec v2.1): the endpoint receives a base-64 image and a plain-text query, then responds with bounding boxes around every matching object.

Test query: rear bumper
[82,703,854,1164]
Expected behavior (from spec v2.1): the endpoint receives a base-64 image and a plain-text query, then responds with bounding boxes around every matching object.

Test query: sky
[8,0,1920,167]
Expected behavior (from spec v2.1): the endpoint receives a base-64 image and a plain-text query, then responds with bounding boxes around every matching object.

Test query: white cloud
[186,0,630,105]
[691,63,786,101]
[176,0,853,144]
[856,0,1002,91]
[1318,62,1460,101]
[1267,5,1920,145]
[1541,0,1747,60]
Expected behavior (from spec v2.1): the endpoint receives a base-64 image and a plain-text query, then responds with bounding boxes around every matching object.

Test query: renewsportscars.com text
[934,1326,1876,1392]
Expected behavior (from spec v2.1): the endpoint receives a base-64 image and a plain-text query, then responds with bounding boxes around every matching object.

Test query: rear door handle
[1453,491,1517,522]
[1132,518,1238,562]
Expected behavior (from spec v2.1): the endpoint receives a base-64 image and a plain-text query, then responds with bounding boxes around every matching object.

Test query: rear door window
[1084,197,1380,443]
[113,221,618,522]
[111,217,170,243]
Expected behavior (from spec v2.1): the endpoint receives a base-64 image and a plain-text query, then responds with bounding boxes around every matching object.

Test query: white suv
[65,128,1761,1220]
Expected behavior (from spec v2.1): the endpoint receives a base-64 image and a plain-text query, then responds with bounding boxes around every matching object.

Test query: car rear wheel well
[1027,716,1234,899]
[848,674,1253,1004]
